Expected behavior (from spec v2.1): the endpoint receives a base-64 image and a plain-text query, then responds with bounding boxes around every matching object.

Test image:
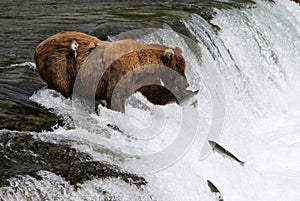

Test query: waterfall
[1,0,299,200]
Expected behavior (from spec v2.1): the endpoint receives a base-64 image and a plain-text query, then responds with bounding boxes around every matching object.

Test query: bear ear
[164,49,175,60]
[175,46,183,54]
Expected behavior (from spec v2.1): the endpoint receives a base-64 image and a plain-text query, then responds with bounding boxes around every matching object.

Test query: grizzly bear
[35,31,194,112]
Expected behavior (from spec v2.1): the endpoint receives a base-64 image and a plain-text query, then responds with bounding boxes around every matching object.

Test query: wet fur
[34,31,103,97]
[35,31,190,112]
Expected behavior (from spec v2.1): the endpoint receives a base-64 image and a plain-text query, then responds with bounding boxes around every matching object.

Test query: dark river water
[0,0,276,199]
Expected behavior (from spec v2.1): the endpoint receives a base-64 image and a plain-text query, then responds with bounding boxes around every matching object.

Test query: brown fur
[35,31,190,112]
[34,31,103,97]
[292,0,300,4]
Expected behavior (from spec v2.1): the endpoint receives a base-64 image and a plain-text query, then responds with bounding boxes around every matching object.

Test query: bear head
[78,39,189,111]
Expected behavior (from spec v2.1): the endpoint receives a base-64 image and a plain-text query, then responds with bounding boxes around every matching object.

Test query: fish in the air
[208,140,245,167]
[207,180,224,201]
[178,90,199,108]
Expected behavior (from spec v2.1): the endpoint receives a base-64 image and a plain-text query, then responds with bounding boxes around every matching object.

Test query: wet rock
[0,65,65,132]
[0,132,146,188]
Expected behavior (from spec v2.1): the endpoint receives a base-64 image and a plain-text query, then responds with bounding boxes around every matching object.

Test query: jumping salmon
[208,140,245,167]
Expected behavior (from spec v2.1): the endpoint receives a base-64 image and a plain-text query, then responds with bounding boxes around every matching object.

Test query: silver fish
[208,140,245,167]
[178,90,199,108]
[207,180,224,201]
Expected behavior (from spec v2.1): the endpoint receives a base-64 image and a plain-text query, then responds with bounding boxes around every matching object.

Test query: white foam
[19,0,300,200]
[9,61,37,70]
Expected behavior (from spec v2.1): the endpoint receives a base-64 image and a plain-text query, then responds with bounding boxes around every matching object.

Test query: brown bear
[35,31,194,112]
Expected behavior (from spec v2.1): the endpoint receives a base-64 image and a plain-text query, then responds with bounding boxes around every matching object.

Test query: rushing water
[0,0,300,200]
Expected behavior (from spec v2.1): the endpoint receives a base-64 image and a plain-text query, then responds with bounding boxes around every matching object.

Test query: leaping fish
[178,90,199,108]
[207,180,224,201]
[208,140,245,167]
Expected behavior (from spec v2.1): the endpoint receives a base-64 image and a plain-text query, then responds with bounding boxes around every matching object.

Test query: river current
[0,0,299,200]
